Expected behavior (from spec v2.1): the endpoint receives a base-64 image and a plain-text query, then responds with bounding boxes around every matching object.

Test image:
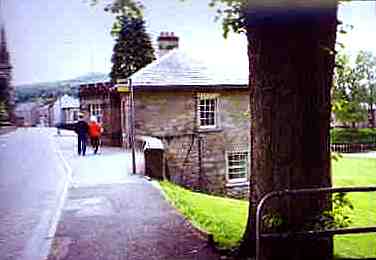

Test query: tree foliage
[91,0,144,18]
[110,15,155,83]
[333,51,376,127]
[354,50,376,127]
[333,53,368,126]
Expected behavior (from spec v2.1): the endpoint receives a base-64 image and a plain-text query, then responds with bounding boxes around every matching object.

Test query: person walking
[75,113,89,156]
[88,115,102,154]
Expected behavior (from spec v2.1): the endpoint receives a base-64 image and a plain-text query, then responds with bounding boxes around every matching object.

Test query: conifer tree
[110,15,155,83]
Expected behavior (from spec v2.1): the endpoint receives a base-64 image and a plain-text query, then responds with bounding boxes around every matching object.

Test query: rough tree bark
[240,2,338,260]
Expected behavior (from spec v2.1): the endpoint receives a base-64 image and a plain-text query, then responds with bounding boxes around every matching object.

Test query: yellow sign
[116,78,128,84]
[117,85,129,92]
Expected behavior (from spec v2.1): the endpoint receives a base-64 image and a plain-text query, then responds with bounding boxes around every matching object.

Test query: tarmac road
[0,128,70,260]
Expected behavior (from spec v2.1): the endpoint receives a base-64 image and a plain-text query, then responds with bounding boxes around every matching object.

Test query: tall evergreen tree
[110,15,155,83]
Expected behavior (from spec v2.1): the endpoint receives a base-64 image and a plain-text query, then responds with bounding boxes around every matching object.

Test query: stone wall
[131,89,251,198]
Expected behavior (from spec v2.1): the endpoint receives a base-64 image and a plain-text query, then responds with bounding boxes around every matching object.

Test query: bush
[331,128,376,144]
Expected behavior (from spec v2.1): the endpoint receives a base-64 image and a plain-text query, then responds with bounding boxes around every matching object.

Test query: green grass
[160,181,248,248]
[160,156,376,257]
[332,156,376,258]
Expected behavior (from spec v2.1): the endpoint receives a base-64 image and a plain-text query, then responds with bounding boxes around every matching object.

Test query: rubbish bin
[141,136,164,180]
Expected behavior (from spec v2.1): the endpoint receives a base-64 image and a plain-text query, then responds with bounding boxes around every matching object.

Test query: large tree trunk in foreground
[240,2,338,260]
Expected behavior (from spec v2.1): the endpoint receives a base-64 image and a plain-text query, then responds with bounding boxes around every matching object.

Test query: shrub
[331,128,376,144]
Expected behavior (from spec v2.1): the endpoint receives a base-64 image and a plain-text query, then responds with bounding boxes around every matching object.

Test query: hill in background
[15,72,110,103]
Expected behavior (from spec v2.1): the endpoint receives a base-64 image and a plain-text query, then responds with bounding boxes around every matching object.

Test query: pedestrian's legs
[77,136,82,155]
[93,137,99,154]
[82,136,87,156]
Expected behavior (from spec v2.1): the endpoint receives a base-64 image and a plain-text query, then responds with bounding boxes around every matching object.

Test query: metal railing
[256,186,376,260]
[331,143,376,153]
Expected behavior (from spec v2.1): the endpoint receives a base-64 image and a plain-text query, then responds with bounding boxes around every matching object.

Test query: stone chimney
[157,32,179,58]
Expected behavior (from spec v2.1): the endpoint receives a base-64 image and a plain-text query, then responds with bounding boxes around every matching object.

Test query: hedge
[330,128,376,144]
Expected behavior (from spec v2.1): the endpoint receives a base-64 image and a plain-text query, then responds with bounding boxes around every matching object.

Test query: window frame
[197,93,219,129]
[89,103,102,123]
[226,150,249,183]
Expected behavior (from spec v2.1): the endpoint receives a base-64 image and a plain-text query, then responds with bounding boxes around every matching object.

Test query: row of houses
[14,94,79,127]
[79,33,251,198]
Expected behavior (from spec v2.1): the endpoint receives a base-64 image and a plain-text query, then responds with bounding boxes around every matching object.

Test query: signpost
[116,78,136,175]
[116,85,129,93]
[129,78,136,175]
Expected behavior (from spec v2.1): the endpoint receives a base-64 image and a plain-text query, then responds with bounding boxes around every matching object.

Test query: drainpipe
[193,91,203,190]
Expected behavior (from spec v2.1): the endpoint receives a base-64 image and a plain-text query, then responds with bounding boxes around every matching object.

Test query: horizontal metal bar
[261,226,376,239]
[276,186,376,196]
[256,186,376,260]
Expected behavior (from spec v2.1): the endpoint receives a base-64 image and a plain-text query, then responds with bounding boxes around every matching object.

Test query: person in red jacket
[88,116,102,154]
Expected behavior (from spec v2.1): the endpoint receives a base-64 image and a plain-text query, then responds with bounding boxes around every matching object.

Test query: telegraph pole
[129,78,136,175]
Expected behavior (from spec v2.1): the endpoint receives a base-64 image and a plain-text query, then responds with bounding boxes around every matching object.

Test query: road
[0,128,69,260]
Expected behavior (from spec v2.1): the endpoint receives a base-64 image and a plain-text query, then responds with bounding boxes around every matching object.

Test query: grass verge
[160,156,376,258]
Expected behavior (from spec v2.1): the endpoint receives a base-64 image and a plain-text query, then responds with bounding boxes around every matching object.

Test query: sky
[2,0,376,85]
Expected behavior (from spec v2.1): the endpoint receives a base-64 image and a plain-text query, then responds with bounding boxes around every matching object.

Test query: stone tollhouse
[80,33,251,198]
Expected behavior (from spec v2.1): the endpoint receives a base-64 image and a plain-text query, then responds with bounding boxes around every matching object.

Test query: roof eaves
[133,84,249,91]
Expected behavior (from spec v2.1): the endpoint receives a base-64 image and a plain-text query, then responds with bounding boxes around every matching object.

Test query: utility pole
[129,78,136,175]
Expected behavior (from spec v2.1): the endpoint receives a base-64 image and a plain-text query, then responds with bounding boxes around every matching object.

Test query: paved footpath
[47,130,219,260]
[341,151,376,159]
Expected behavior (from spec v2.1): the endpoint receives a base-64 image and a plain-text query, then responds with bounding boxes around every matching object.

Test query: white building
[49,94,79,126]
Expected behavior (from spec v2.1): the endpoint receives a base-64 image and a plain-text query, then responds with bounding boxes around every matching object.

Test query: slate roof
[60,94,79,109]
[131,49,248,88]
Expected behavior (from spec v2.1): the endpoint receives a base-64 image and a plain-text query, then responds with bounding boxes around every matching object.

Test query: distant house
[49,94,79,126]
[39,104,50,127]
[14,102,40,126]
[60,94,79,124]
[116,49,250,198]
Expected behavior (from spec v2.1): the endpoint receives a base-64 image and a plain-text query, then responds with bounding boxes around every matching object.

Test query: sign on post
[116,85,129,93]
[115,79,130,92]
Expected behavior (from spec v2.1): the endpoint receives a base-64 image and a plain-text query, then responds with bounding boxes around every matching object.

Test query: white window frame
[197,93,219,129]
[89,103,102,123]
[226,150,249,183]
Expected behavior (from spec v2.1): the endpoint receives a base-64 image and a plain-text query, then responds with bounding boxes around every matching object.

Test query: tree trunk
[370,104,375,128]
[240,3,338,260]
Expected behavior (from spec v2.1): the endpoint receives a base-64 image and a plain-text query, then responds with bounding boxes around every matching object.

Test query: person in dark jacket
[75,114,89,156]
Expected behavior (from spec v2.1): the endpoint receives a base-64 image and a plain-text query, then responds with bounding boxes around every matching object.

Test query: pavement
[47,130,220,260]
[0,125,16,135]
[341,151,376,159]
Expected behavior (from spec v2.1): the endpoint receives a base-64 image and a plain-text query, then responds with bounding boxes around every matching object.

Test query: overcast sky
[2,0,376,85]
